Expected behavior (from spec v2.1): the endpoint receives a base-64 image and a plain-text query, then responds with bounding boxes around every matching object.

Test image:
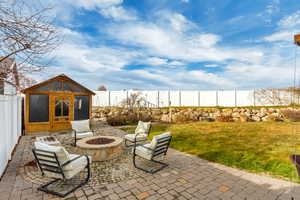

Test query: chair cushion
[44,154,91,179]
[134,143,153,160]
[125,133,147,142]
[71,120,91,133]
[135,121,151,136]
[73,131,94,139]
[150,132,171,149]
[63,154,92,171]
[34,142,70,164]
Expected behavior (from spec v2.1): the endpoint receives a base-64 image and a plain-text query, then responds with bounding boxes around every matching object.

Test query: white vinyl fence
[93,89,289,107]
[0,95,22,177]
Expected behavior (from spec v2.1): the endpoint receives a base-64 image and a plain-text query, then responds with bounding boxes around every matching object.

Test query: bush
[280,109,300,122]
[172,114,190,123]
[106,111,153,126]
[215,115,234,122]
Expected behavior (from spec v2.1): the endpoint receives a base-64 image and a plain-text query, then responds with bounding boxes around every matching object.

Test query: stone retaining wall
[92,107,300,123]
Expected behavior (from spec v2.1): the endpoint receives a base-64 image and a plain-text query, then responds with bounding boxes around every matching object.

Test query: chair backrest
[135,121,151,135]
[71,119,91,133]
[32,142,70,179]
[150,132,172,158]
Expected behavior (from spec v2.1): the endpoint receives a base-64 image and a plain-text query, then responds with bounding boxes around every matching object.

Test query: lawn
[121,122,300,182]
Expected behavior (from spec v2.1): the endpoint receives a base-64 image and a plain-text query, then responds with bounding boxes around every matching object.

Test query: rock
[161,114,169,122]
[252,116,261,122]
[240,115,248,122]
[232,112,240,118]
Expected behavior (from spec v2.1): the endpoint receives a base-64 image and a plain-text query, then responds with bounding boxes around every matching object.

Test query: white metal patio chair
[133,132,172,174]
[32,142,91,197]
[71,119,95,146]
[124,121,151,147]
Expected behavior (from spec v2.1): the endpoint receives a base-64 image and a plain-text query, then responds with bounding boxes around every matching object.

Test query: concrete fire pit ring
[76,136,123,161]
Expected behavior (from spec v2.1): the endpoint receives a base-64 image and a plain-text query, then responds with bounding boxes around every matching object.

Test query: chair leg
[37,163,90,197]
[133,154,168,174]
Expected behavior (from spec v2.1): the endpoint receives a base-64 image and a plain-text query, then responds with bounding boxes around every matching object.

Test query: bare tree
[0,0,60,90]
[97,85,107,91]
[120,92,147,110]
[255,87,300,105]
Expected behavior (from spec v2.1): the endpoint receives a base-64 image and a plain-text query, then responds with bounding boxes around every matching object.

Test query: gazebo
[22,74,95,133]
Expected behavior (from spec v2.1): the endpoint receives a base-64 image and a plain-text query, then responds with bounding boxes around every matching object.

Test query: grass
[121,122,300,182]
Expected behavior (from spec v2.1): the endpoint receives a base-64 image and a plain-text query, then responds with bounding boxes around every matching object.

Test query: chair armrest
[61,155,90,167]
[133,143,154,155]
[61,155,82,167]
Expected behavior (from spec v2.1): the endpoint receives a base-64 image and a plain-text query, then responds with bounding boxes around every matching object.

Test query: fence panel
[92,89,293,107]
[236,90,254,107]
[181,91,199,106]
[142,91,158,107]
[199,91,217,106]
[0,95,22,177]
[93,91,109,107]
[110,91,127,106]
[158,91,169,107]
[218,90,236,107]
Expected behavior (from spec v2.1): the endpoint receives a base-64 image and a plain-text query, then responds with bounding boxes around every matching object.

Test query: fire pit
[76,136,123,161]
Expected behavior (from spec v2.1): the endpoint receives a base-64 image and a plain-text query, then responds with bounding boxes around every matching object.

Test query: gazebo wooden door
[50,94,74,131]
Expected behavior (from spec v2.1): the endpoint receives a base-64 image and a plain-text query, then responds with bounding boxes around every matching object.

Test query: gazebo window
[74,96,89,120]
[55,99,70,118]
[29,94,49,122]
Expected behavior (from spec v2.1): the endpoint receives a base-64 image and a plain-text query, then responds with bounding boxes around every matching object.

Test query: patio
[1,124,300,200]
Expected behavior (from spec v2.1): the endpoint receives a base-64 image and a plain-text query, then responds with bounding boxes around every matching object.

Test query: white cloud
[264,31,294,42]
[257,0,280,24]
[99,6,137,21]
[105,20,263,64]
[189,70,236,88]
[168,13,195,32]
[181,0,189,3]
[204,64,218,68]
[142,57,185,67]
[264,11,300,42]
[278,11,300,28]
[69,0,123,9]
[144,57,168,66]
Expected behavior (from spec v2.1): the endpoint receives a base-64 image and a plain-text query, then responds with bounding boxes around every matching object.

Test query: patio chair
[124,121,151,147]
[133,132,172,174]
[71,119,95,146]
[32,142,91,197]
[290,154,300,178]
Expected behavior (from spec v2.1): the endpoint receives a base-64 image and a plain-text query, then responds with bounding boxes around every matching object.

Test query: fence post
[108,91,111,107]
[126,90,129,107]
[157,91,160,108]
[216,90,218,106]
[168,90,171,107]
[179,90,181,107]
[253,89,256,106]
[198,91,201,107]
[235,89,237,107]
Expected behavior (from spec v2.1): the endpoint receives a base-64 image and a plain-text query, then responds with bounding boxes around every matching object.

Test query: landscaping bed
[121,121,300,182]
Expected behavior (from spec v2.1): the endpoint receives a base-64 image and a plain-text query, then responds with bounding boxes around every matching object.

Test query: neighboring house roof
[21,74,95,95]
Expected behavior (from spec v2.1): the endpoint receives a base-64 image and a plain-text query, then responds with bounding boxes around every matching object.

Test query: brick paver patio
[1,124,300,200]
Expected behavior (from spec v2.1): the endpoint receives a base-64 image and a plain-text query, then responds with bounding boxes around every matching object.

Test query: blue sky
[36,0,300,90]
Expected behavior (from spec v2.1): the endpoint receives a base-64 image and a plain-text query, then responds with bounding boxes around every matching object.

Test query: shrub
[215,115,234,122]
[172,114,190,123]
[280,109,300,122]
[107,111,153,126]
